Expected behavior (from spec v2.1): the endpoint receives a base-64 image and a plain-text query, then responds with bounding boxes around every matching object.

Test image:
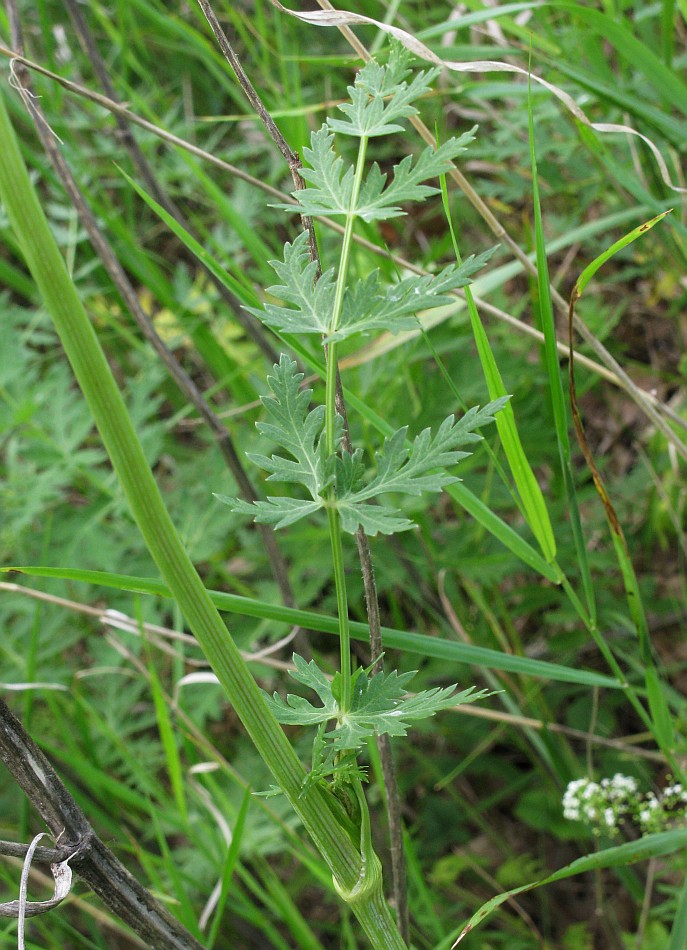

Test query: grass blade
[668,874,687,950]
[439,173,556,563]
[527,66,597,624]
[567,210,678,764]
[206,785,251,948]
[448,829,687,946]
[117,164,261,308]
[146,650,189,825]
[4,567,621,689]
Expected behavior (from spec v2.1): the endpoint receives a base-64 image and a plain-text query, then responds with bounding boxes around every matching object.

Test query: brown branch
[194,0,321,268]
[0,840,74,864]
[196,0,297,170]
[0,698,205,949]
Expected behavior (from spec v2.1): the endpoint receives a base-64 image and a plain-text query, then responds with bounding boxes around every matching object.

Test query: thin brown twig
[196,0,296,169]
[0,841,74,864]
[194,0,321,267]
[0,856,149,947]
[0,581,294,672]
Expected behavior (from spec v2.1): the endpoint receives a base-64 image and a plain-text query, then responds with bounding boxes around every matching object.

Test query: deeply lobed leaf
[331,247,497,342]
[218,359,506,534]
[253,355,330,497]
[220,495,324,529]
[214,356,334,529]
[281,127,353,218]
[245,232,335,335]
[248,234,495,343]
[355,132,476,221]
[327,43,440,138]
[337,397,509,535]
[265,654,493,751]
[277,128,476,222]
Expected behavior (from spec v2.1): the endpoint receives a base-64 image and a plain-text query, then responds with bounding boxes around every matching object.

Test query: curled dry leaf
[0,833,73,927]
[267,0,685,194]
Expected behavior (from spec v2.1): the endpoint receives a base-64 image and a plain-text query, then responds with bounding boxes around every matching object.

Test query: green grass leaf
[117,164,260,307]
[439,166,557,564]
[449,829,687,946]
[3,568,621,689]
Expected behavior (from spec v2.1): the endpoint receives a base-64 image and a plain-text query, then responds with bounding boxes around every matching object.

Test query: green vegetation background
[0,1,685,948]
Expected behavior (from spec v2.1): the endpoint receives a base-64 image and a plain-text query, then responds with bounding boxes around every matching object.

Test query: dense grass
[1,1,685,948]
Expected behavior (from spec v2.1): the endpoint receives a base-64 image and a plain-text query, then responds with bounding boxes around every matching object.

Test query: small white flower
[646,793,659,810]
[611,773,637,792]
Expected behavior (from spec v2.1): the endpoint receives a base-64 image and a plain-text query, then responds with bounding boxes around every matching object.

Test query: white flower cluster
[562,773,638,831]
[638,782,687,834]
[562,774,687,836]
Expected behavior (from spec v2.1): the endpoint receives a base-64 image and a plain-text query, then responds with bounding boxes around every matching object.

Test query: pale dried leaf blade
[0,682,68,692]
[266,0,685,193]
[0,833,73,930]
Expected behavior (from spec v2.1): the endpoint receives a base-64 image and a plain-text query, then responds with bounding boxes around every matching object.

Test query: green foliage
[250,231,496,341]
[216,355,506,535]
[326,44,439,138]
[214,49,507,857]
[265,653,492,751]
[279,127,475,221]
[1,2,685,947]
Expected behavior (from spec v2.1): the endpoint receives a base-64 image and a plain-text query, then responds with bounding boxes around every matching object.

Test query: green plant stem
[328,506,353,713]
[325,134,368,451]
[324,134,369,714]
[0,87,404,950]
